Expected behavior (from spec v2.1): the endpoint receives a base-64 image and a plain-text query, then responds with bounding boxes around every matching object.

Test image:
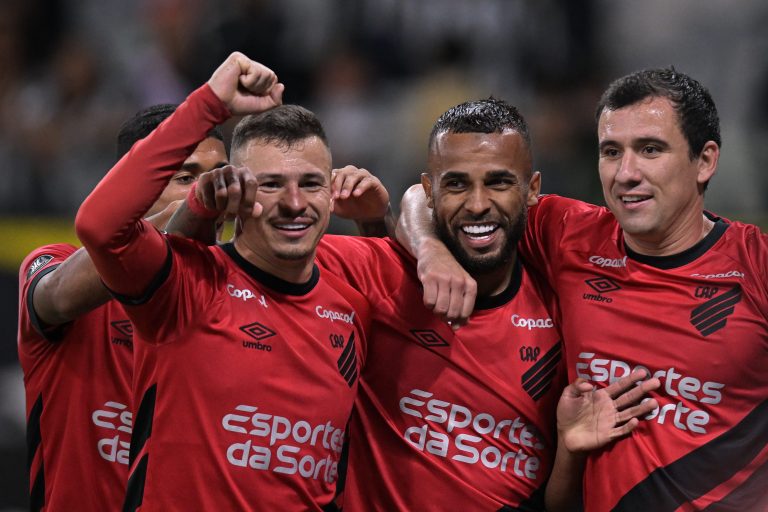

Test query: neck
[233,237,315,284]
[624,212,714,257]
[473,253,517,299]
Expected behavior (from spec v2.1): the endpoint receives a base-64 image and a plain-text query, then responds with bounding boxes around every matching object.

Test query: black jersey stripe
[497,483,546,511]
[30,462,45,512]
[528,365,558,401]
[702,458,768,511]
[26,393,44,511]
[690,288,742,323]
[128,384,157,467]
[522,344,562,401]
[26,393,43,472]
[122,454,149,512]
[613,398,768,511]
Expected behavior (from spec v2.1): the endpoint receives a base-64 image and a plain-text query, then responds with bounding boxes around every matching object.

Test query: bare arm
[545,370,660,511]
[396,183,477,327]
[75,53,281,298]
[32,202,185,326]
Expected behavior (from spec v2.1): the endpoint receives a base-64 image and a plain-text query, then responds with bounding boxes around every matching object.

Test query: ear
[420,173,435,209]
[526,171,541,206]
[696,141,719,187]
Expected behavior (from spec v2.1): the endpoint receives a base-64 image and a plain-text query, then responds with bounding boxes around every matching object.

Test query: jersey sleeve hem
[109,241,173,306]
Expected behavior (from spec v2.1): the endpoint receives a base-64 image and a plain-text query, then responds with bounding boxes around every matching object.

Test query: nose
[615,151,642,185]
[464,185,491,216]
[279,183,308,216]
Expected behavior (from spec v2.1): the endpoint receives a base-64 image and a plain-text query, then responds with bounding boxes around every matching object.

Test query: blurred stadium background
[2,0,767,508]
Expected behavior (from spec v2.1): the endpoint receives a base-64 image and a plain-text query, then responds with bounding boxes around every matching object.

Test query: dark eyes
[173,174,196,185]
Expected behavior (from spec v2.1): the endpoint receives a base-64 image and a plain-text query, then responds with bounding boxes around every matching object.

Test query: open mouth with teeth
[460,223,499,242]
[620,195,652,206]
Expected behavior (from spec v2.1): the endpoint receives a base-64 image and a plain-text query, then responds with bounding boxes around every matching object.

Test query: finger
[197,173,218,211]
[603,369,651,399]
[459,279,477,324]
[269,83,285,106]
[612,377,661,410]
[223,174,243,217]
[609,417,640,440]
[445,281,465,325]
[341,173,364,199]
[351,176,374,197]
[422,280,438,310]
[432,280,451,317]
[615,398,659,424]
[213,170,231,211]
[240,169,259,217]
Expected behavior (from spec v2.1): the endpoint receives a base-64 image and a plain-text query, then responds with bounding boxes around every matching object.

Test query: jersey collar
[219,242,320,296]
[475,257,523,310]
[624,213,729,270]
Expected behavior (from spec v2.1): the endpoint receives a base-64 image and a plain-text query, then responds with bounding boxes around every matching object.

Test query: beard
[434,208,527,274]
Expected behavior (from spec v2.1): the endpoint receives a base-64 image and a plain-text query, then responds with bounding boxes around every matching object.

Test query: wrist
[186,182,220,219]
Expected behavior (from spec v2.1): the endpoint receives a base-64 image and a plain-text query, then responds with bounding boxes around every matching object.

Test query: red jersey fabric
[317,235,564,511]
[18,244,133,511]
[122,240,369,511]
[522,194,768,511]
[75,84,369,511]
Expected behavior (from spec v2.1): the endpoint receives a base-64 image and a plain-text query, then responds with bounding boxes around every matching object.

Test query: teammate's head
[595,68,721,253]
[596,68,721,162]
[423,99,540,276]
[230,105,333,276]
[117,104,228,218]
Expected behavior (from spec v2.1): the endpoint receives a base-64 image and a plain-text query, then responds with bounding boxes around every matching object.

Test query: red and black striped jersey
[122,239,369,511]
[18,244,133,511]
[317,235,564,511]
[522,194,768,511]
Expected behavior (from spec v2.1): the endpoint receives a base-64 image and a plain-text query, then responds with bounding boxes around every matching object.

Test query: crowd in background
[2,0,768,509]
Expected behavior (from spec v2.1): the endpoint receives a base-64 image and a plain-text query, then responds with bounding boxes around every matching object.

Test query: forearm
[395,184,441,258]
[32,248,111,326]
[164,199,219,246]
[545,438,587,512]
[75,85,230,296]
[354,203,396,238]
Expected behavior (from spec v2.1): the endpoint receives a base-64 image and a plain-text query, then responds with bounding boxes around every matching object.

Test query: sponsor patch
[26,255,53,280]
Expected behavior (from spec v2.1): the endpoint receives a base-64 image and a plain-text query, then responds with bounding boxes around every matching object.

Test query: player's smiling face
[236,136,332,265]
[598,96,717,250]
[423,130,539,274]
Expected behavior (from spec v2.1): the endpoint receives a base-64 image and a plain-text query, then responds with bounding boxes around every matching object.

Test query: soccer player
[75,52,370,511]
[17,105,227,511]
[400,69,768,510]
[188,99,660,510]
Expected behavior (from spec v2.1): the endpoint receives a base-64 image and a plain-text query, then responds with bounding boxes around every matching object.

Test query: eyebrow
[599,137,670,151]
[180,161,229,172]
[439,169,516,180]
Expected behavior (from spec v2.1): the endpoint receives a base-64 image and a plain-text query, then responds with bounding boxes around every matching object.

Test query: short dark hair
[428,98,532,151]
[595,67,721,160]
[116,103,224,159]
[231,105,328,156]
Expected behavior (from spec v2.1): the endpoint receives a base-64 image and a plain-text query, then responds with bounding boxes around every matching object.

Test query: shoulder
[19,243,78,283]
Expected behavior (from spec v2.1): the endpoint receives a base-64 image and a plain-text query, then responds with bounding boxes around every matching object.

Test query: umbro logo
[582,277,621,304]
[240,322,276,352]
[690,286,742,337]
[410,329,449,348]
[110,320,133,349]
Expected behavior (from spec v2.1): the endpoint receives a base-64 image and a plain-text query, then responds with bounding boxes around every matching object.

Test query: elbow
[75,202,109,249]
